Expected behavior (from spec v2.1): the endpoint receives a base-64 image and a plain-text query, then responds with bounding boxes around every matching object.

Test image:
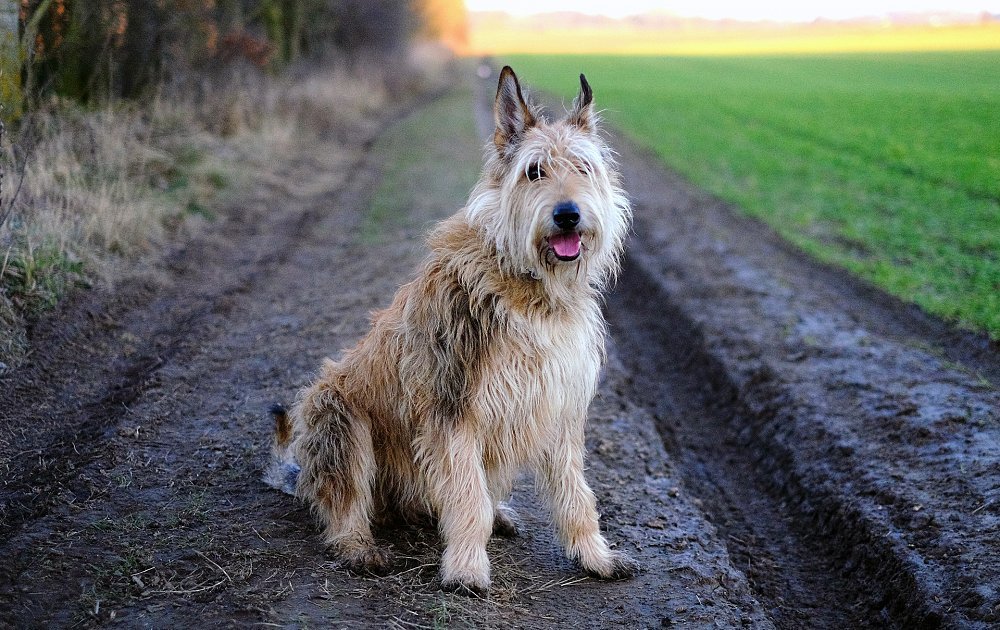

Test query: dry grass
[27,106,170,251]
[0,60,399,370]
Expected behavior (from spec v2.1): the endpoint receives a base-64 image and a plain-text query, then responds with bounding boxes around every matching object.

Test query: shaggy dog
[268,66,636,595]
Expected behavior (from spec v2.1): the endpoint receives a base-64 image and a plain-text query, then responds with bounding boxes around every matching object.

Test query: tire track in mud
[0,88,425,626]
[607,260,922,628]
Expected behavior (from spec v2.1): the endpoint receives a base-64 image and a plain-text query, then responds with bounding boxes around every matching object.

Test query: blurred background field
[507,52,1000,337]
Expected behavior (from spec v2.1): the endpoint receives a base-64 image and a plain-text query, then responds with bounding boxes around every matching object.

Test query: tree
[9,0,421,108]
[1,0,22,120]
[415,0,468,52]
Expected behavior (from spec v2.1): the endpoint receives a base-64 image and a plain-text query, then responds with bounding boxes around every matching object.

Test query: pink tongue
[550,232,581,258]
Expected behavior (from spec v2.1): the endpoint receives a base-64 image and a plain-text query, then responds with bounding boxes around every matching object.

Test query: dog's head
[467,66,631,290]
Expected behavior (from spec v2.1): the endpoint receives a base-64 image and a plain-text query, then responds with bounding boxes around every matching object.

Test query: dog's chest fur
[473,288,604,464]
[411,216,603,430]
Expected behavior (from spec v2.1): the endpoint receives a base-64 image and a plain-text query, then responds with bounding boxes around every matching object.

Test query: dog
[267,66,636,595]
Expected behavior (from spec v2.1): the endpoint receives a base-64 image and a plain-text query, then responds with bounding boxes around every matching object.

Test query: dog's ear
[494,66,536,153]
[568,73,595,133]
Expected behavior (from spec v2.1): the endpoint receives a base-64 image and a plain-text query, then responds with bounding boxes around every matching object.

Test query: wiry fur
[268,66,636,594]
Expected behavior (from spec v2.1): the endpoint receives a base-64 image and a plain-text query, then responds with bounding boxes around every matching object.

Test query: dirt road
[1,70,998,628]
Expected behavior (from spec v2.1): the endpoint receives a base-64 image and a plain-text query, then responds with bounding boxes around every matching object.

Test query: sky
[464,0,1000,21]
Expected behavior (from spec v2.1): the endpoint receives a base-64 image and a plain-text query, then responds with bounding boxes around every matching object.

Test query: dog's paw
[585,550,641,581]
[441,576,489,597]
[440,546,491,596]
[342,546,393,576]
[492,506,520,538]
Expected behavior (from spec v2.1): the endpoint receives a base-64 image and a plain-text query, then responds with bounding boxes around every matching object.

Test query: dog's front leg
[420,426,494,595]
[539,430,639,580]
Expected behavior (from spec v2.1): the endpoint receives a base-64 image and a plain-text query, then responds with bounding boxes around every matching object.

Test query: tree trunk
[1,0,22,120]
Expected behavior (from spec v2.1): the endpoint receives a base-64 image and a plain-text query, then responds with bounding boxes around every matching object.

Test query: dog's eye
[526,163,545,182]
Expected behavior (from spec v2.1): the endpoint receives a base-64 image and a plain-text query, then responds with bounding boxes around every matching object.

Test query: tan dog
[268,66,636,595]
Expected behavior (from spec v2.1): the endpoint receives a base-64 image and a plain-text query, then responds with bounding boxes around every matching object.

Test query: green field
[507,53,1000,338]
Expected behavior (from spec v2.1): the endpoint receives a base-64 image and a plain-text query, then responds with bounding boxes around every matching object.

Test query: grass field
[506,52,1000,338]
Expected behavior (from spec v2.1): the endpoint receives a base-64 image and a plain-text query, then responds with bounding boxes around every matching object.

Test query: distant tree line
[1,0,451,116]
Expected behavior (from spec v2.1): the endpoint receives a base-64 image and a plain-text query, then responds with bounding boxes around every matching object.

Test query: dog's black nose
[553,201,580,230]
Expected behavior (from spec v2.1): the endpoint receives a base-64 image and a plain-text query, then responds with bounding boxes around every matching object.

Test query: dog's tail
[264,402,301,496]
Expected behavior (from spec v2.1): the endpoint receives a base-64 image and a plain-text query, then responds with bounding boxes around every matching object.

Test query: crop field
[507,52,1000,338]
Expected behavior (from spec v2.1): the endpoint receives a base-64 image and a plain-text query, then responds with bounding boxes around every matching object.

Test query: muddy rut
[1,70,998,629]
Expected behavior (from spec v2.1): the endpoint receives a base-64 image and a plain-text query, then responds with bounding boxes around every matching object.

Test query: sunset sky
[464,0,1000,21]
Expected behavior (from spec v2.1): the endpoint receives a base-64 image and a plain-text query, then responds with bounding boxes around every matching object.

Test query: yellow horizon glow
[465,0,1000,22]
[464,21,1000,56]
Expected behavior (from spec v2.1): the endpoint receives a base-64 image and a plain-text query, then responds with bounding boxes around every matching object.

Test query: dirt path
[1,68,998,629]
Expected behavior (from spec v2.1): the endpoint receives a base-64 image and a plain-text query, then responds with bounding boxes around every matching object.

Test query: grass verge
[363,87,483,244]
[506,52,1000,339]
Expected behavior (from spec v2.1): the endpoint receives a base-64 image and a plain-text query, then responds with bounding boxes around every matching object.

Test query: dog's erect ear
[494,66,536,153]
[568,73,595,132]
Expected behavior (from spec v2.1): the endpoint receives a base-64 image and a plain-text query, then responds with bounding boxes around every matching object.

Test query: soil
[1,67,997,629]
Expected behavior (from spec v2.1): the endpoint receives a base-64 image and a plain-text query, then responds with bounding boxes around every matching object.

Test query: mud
[0,67,997,629]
